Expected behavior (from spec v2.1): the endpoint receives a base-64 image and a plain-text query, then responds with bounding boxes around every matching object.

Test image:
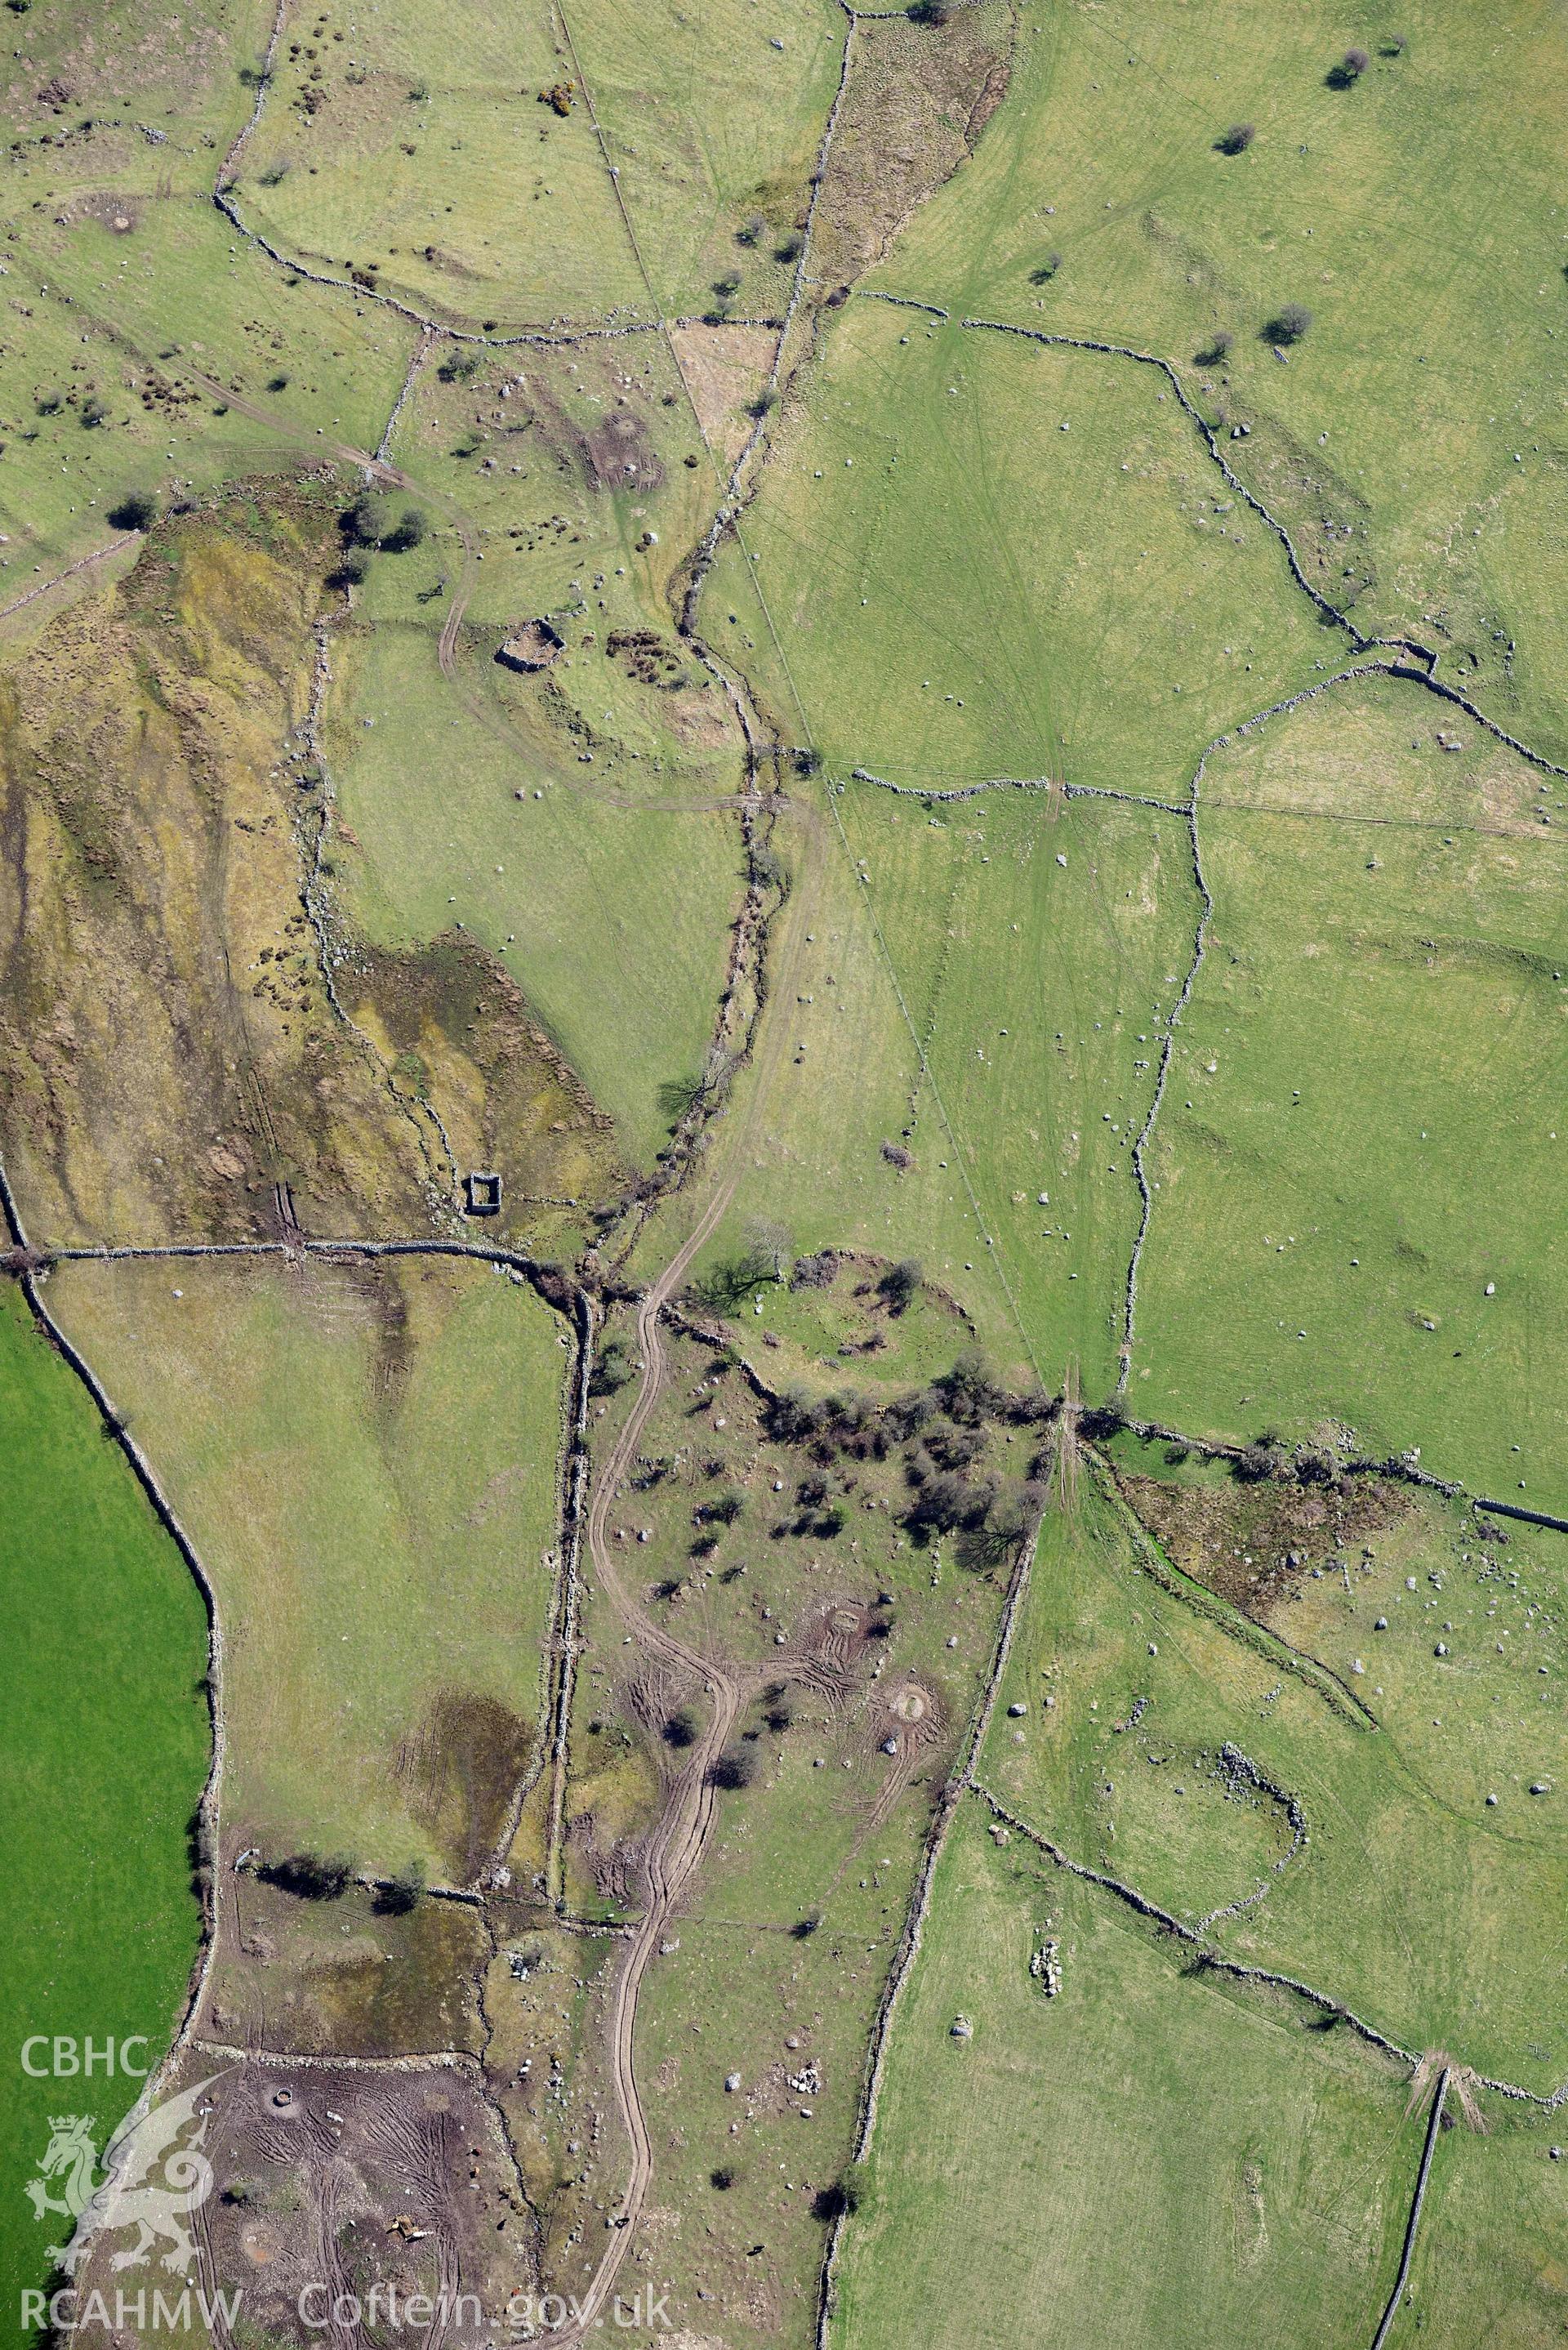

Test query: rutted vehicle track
[554,1170,752,2341]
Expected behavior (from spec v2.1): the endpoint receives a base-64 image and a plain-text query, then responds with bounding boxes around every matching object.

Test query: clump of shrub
[791,1250,838,1291]
[260,1849,358,1900]
[589,1336,635,1398]
[1234,1430,1291,1483]
[1265,301,1313,345]
[375,1861,426,1915]
[1215,122,1254,154]
[336,493,430,566]
[107,489,157,531]
[877,1258,922,1312]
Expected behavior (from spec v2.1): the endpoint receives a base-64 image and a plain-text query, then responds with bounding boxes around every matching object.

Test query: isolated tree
[905,1469,970,1533]
[1196,328,1234,365]
[376,1860,426,1915]
[1215,122,1254,154]
[878,1259,923,1314]
[261,1849,358,1899]
[709,1748,757,1790]
[908,0,953,21]
[657,1071,706,1127]
[1327,46,1370,85]
[341,491,390,548]
[1266,301,1314,344]
[107,489,157,531]
[381,504,428,552]
[1029,249,1063,285]
[934,1348,1004,1424]
[662,1709,698,1749]
[745,1215,793,1280]
[588,1336,635,1398]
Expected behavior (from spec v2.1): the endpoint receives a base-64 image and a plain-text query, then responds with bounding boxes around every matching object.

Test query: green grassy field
[831,1804,1562,2350]
[0,202,411,606]
[1133,678,1568,1509]
[4,0,1568,2336]
[237,0,648,327]
[0,1286,208,2316]
[866,0,1568,766]
[0,0,256,172]
[567,0,846,319]
[325,620,746,1166]
[373,321,724,632]
[703,294,1328,792]
[49,1254,568,1875]
[680,776,1195,1394]
[979,1473,1568,2087]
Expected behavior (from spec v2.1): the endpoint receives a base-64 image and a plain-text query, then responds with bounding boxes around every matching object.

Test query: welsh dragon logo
[25,2075,225,2276]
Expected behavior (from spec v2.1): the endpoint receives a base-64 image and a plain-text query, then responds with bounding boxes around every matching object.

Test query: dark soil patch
[812,3,1014,283]
[1120,1469,1415,1623]
[394,1687,536,1882]
[304,1894,490,2053]
[148,2050,520,2344]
